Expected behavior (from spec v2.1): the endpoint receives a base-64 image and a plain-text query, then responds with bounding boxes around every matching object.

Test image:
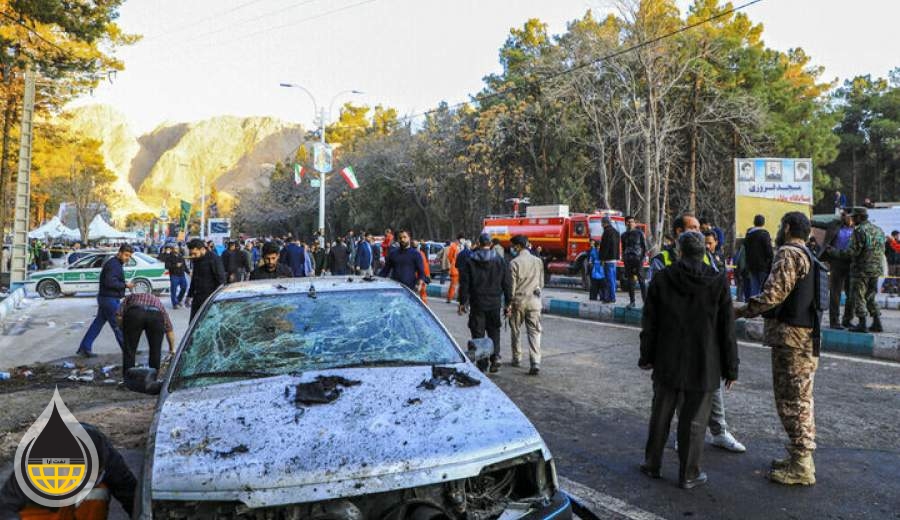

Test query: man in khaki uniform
[736,211,818,486]
[506,235,544,375]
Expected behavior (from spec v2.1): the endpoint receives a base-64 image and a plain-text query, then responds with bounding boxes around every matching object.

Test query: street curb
[425,283,900,362]
[0,288,26,323]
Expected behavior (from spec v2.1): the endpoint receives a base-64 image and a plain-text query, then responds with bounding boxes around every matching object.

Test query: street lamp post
[279,83,362,246]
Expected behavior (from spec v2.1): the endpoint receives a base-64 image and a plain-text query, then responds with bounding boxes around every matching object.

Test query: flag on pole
[178,200,192,231]
[293,164,307,185]
[339,166,360,189]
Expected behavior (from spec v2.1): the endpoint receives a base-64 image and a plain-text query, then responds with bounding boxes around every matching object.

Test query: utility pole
[10,65,35,284]
[318,107,326,248]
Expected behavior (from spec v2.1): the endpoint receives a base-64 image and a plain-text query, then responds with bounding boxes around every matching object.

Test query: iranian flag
[339,166,360,189]
[293,164,306,185]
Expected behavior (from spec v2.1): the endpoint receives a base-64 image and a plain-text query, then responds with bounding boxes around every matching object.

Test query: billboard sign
[207,218,231,242]
[735,158,813,204]
[313,143,333,173]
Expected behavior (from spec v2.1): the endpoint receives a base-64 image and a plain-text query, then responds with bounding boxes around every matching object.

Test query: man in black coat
[251,242,294,280]
[328,237,351,275]
[745,214,774,296]
[459,233,512,373]
[598,217,620,303]
[187,238,226,320]
[223,241,250,283]
[639,231,738,489]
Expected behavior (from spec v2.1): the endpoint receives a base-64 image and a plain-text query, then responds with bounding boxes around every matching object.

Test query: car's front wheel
[36,279,61,299]
[132,279,153,294]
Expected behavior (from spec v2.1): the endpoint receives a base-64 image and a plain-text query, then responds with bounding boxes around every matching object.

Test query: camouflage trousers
[849,275,880,320]
[772,345,818,455]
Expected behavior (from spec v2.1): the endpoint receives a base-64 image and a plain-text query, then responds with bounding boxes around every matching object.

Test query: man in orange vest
[413,239,432,303]
[0,424,136,520]
[446,234,464,303]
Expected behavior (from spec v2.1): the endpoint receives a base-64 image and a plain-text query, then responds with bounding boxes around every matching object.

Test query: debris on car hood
[293,375,361,405]
[418,365,481,390]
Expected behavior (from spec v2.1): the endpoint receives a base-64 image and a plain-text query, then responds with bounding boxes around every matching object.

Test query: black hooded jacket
[458,248,511,310]
[187,251,225,299]
[639,259,738,391]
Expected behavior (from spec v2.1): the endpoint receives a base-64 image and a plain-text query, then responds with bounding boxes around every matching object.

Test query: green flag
[179,200,192,231]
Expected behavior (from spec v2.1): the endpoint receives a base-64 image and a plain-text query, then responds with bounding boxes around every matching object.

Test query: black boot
[850,317,868,333]
[869,316,883,333]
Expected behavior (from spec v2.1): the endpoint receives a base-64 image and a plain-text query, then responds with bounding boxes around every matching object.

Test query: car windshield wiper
[326,359,432,369]
[176,370,274,382]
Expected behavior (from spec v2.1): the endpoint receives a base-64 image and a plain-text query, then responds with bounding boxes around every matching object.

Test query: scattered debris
[406,398,422,406]
[418,366,481,390]
[215,444,249,458]
[60,361,76,369]
[101,365,117,377]
[293,375,361,405]
[66,368,95,383]
[14,367,33,379]
[0,371,9,381]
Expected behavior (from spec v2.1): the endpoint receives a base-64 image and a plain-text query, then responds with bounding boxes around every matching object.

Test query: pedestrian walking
[639,231,738,489]
[413,239,432,302]
[250,242,294,280]
[446,234,464,303]
[820,211,854,328]
[76,245,134,357]
[242,241,255,280]
[598,217,620,303]
[458,233,511,373]
[588,240,606,301]
[382,228,394,259]
[885,230,900,295]
[437,241,450,284]
[736,212,819,485]
[699,217,726,255]
[328,237,351,275]
[508,235,543,375]
[223,241,250,283]
[649,213,746,453]
[621,216,648,307]
[186,239,226,320]
[745,215,774,296]
[311,242,326,276]
[491,238,505,259]
[703,231,726,272]
[379,230,427,291]
[116,292,176,374]
[355,232,375,276]
[159,244,189,308]
[828,207,886,333]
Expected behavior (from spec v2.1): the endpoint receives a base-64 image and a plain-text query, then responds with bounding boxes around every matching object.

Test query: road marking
[543,313,900,368]
[560,476,667,520]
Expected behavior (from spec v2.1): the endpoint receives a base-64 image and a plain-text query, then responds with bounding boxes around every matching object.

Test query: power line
[176,0,322,47]
[141,0,273,43]
[0,11,72,59]
[395,0,764,124]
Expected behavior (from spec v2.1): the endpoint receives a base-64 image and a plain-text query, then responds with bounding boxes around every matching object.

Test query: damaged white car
[133,278,572,520]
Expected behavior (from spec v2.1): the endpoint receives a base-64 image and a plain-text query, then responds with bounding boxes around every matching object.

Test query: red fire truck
[482,205,649,287]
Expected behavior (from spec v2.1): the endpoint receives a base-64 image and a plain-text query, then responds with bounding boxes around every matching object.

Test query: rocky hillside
[66,105,306,220]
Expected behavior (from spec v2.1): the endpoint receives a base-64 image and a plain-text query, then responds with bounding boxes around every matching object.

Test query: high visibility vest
[658,249,712,268]
[19,484,110,520]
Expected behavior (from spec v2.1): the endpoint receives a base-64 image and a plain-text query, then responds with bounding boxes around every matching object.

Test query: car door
[63,254,103,293]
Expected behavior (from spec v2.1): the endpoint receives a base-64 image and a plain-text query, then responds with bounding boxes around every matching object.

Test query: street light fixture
[280,83,363,245]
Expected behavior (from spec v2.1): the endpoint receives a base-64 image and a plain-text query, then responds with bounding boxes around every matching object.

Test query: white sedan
[25,251,170,299]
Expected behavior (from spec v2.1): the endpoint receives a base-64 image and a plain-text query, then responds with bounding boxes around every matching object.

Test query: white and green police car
[25,250,170,299]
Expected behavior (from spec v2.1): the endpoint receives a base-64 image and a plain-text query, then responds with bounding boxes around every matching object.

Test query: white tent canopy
[87,215,136,240]
[28,216,81,240]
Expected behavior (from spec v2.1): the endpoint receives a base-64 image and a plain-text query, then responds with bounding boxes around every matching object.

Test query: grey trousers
[708,382,729,435]
[645,380,714,482]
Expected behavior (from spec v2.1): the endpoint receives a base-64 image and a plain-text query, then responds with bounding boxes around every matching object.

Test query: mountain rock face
[66,105,306,221]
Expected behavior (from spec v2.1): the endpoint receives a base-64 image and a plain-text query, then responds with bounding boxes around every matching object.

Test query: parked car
[421,240,446,276]
[132,277,571,519]
[25,251,169,299]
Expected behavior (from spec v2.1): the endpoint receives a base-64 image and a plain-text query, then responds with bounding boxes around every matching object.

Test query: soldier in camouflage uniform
[828,207,886,333]
[736,212,817,486]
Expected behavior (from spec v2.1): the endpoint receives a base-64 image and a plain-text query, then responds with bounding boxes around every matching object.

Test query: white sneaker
[709,431,746,453]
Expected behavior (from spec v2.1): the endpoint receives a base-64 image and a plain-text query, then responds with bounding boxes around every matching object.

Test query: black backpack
[789,243,828,356]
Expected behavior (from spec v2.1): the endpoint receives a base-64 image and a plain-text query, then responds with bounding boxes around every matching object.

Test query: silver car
[134,278,571,519]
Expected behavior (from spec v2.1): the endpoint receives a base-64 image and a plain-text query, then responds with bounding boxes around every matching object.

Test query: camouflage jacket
[833,220,886,277]
[738,238,813,350]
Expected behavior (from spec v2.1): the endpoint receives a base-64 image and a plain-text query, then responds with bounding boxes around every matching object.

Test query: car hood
[150,365,548,507]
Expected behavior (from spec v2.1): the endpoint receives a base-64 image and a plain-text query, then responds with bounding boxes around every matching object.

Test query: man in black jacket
[328,237,351,275]
[459,233,512,373]
[77,245,133,357]
[250,242,294,280]
[620,216,647,307]
[819,211,854,328]
[745,214,774,297]
[159,244,189,308]
[639,231,739,489]
[598,217,620,303]
[223,241,250,283]
[187,239,226,320]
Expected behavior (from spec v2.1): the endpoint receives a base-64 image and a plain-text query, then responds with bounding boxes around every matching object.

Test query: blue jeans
[79,296,124,353]
[170,275,188,306]
[603,262,617,302]
[748,271,768,297]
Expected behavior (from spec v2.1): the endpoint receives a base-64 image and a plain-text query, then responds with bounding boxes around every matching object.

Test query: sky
[69,0,900,134]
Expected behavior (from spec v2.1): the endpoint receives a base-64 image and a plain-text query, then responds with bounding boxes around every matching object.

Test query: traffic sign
[313,143,333,173]
[310,179,321,188]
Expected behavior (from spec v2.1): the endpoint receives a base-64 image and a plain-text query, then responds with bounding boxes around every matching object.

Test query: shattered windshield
[171,288,463,389]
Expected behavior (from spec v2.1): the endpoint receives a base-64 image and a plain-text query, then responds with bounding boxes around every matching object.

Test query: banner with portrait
[734,158,813,239]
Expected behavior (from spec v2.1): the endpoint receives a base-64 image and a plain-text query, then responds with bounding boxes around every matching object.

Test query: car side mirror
[466,338,494,363]
[125,367,162,395]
